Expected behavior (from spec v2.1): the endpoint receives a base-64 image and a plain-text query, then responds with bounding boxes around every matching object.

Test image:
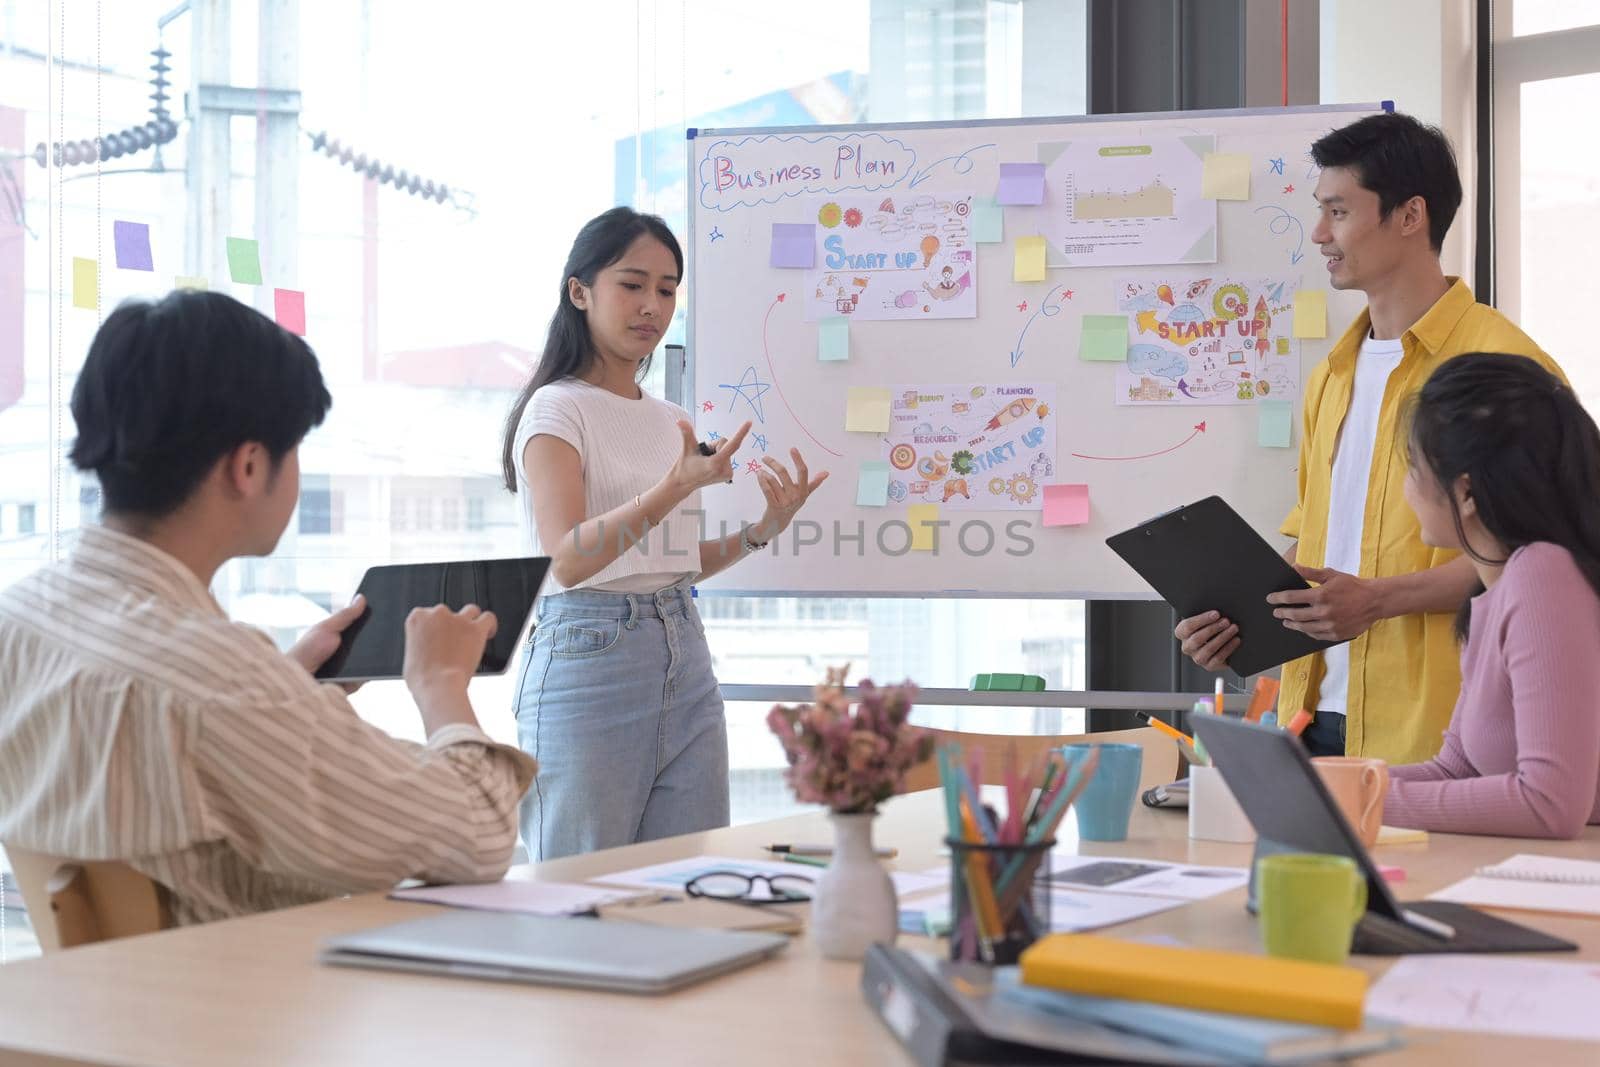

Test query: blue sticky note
[996,162,1046,206]
[819,317,849,362]
[112,221,153,271]
[1258,401,1293,448]
[856,461,890,507]
[970,196,1003,243]
[770,223,816,269]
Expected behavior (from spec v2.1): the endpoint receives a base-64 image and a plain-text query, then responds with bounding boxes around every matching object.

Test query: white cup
[1188,765,1256,843]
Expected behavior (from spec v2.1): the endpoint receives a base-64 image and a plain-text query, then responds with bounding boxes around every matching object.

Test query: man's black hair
[1311,112,1463,252]
[69,290,332,517]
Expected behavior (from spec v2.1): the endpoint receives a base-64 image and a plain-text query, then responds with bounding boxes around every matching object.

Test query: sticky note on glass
[1200,153,1251,200]
[71,257,98,310]
[1013,236,1047,283]
[226,237,262,284]
[856,461,890,506]
[770,223,816,269]
[1258,400,1293,448]
[1293,290,1327,338]
[112,221,153,271]
[1042,484,1090,527]
[996,162,1046,205]
[819,317,849,362]
[845,387,892,432]
[175,275,208,290]
[1079,314,1130,361]
[908,503,940,551]
[970,196,1004,243]
[274,288,307,335]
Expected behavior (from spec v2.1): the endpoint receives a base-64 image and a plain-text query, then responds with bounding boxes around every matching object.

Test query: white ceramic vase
[811,811,898,961]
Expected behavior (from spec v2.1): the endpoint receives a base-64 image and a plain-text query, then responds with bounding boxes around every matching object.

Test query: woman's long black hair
[500,207,684,492]
[1405,352,1600,640]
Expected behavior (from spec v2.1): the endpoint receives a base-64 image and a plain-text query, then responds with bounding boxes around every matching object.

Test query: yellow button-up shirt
[1279,278,1562,763]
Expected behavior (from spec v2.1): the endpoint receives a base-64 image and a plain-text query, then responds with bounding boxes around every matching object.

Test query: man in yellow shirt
[1174,112,1562,763]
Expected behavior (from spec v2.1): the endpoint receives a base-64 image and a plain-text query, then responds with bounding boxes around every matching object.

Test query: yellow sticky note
[908,503,941,552]
[72,257,98,310]
[846,387,892,433]
[174,275,209,291]
[1293,290,1328,338]
[1013,235,1047,283]
[1201,153,1251,200]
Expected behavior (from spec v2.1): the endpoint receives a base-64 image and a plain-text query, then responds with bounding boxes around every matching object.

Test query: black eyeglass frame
[683,870,814,905]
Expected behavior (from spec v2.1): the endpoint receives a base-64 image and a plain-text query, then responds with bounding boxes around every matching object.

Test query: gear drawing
[1007,473,1038,505]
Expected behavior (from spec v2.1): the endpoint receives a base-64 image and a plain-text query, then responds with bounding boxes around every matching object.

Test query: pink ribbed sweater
[1386,542,1600,839]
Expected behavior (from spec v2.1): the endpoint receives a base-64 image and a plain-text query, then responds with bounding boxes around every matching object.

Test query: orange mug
[1311,756,1389,848]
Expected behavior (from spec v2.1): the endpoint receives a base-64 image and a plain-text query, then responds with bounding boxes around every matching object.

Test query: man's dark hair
[69,290,332,517]
[1311,112,1462,252]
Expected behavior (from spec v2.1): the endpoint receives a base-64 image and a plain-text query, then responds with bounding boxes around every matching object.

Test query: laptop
[1190,714,1577,956]
[320,910,789,994]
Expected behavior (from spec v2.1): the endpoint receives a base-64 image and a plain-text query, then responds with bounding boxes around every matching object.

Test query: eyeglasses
[684,870,813,905]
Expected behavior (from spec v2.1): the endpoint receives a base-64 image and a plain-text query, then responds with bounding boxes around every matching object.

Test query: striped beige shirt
[0,525,538,926]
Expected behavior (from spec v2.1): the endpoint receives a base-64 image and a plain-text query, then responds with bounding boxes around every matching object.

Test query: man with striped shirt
[0,291,537,926]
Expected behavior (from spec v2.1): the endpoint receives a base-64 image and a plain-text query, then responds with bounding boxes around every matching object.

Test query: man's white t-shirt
[1316,334,1406,714]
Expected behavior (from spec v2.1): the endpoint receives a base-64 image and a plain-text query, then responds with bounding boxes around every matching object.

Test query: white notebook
[1428,854,1600,917]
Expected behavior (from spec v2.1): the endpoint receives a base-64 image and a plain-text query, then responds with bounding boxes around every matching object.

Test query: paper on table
[970,195,1004,243]
[1293,290,1327,338]
[1013,236,1047,283]
[770,223,816,269]
[1200,153,1251,200]
[1078,314,1130,361]
[591,855,943,897]
[1042,484,1090,527]
[1368,956,1600,1042]
[845,387,892,432]
[1048,854,1249,901]
[71,257,98,310]
[856,460,890,506]
[1428,853,1600,917]
[901,886,1181,937]
[996,162,1046,205]
[226,237,262,284]
[112,220,153,271]
[274,288,307,335]
[907,503,941,551]
[818,317,849,361]
[1257,401,1293,448]
[390,879,644,916]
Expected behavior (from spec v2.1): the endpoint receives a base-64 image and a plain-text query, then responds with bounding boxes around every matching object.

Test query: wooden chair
[4,845,170,952]
[900,725,1178,796]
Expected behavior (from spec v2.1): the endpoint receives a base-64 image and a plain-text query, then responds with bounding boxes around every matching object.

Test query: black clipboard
[1105,495,1339,677]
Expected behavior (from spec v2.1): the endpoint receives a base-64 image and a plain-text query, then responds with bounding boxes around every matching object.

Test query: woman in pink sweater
[1386,353,1600,838]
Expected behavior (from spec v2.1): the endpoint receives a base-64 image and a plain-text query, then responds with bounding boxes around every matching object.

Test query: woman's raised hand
[671,419,751,492]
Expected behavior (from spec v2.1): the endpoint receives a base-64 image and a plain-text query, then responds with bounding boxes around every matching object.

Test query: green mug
[1256,853,1367,964]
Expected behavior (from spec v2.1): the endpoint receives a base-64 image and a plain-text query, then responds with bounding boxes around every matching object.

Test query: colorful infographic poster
[1113,276,1302,407]
[884,383,1057,510]
[1040,135,1217,267]
[805,194,978,321]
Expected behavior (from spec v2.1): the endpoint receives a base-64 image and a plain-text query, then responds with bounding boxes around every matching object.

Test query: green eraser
[1017,675,1046,692]
[971,673,1046,691]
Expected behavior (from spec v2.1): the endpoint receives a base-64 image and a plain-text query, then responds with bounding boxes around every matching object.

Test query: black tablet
[313,557,550,683]
[1105,495,1338,677]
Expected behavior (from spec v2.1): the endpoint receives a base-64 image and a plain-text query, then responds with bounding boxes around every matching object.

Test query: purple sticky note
[112,220,153,271]
[996,162,1046,206]
[274,288,306,335]
[770,223,817,269]
[1042,483,1090,527]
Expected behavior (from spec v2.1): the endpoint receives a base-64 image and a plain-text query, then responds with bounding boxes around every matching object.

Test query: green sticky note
[970,196,1003,243]
[1258,400,1293,448]
[856,461,890,506]
[845,387,891,433]
[1079,314,1130,362]
[1201,153,1251,200]
[226,237,262,284]
[1293,290,1328,338]
[1013,235,1047,282]
[71,257,98,310]
[819,317,850,362]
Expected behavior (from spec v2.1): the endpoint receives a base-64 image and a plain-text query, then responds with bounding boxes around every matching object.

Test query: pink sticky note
[273,288,306,335]
[1042,483,1090,527]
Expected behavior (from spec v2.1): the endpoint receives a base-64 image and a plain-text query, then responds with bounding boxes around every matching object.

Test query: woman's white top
[512,377,703,594]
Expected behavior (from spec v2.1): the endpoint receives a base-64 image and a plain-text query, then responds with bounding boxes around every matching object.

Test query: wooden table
[0,796,1595,1066]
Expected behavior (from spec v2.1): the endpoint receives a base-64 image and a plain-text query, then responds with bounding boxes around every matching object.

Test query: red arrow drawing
[1071,421,1207,462]
[762,293,844,458]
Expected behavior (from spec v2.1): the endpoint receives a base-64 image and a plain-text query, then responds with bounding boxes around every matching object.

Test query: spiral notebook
[1428,854,1600,918]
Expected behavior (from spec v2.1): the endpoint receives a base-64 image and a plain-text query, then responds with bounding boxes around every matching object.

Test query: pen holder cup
[945,837,1056,966]
[1187,765,1257,843]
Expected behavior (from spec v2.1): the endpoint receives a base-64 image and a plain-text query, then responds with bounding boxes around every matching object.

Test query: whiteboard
[685,104,1381,597]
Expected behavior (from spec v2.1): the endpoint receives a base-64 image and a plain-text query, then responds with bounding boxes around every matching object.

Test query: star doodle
[1283,184,1295,195]
[717,366,773,423]
[701,400,716,413]
[709,226,725,242]
[752,433,768,452]
[706,430,721,442]
[1016,301,1028,312]
[745,459,765,475]
[1268,157,1285,176]
[1063,289,1074,299]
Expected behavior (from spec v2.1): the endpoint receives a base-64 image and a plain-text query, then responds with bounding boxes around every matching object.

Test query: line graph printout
[1041,135,1217,268]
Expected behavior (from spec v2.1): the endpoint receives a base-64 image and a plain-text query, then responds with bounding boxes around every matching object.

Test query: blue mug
[1059,743,1143,842]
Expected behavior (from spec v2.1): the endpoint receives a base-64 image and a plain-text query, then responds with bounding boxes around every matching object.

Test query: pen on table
[1134,710,1194,748]
[1401,908,1456,941]
[766,844,898,858]
[779,853,830,869]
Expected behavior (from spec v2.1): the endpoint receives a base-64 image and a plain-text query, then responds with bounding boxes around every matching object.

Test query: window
[466,496,486,532]
[297,477,343,536]
[440,497,460,532]
[17,504,34,536]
